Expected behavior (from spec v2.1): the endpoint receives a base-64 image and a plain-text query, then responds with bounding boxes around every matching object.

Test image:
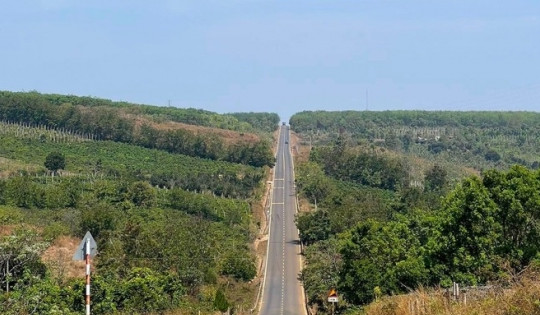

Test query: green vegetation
[291,110,540,172]
[0,92,275,314]
[44,151,65,175]
[0,91,275,167]
[227,112,280,133]
[298,163,540,312]
[292,112,540,313]
[12,91,270,133]
[0,170,258,314]
[0,128,263,198]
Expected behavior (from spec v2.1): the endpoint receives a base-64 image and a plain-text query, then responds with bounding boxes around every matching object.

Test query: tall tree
[44,151,66,176]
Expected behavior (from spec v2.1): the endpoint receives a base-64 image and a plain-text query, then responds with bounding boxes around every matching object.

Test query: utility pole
[366,89,369,111]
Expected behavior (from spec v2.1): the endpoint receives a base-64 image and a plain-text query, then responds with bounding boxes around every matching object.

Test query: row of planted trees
[0,91,276,167]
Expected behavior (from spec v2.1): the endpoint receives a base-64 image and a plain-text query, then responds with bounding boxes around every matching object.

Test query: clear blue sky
[1,0,539,121]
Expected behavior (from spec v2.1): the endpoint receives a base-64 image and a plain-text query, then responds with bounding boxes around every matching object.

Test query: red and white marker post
[73,231,97,315]
[85,237,91,315]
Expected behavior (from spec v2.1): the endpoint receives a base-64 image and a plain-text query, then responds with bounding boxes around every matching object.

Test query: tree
[339,219,427,305]
[424,164,448,192]
[296,162,334,205]
[296,210,331,245]
[430,177,502,285]
[5,176,44,209]
[221,250,256,281]
[301,238,342,311]
[0,228,48,293]
[44,152,66,176]
[482,166,540,267]
[127,181,156,208]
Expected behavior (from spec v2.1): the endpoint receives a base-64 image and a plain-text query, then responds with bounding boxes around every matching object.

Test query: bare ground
[41,235,87,280]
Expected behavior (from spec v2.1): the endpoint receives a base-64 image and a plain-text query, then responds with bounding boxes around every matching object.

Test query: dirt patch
[0,225,16,236]
[290,131,311,163]
[123,112,261,145]
[0,224,42,236]
[42,235,87,280]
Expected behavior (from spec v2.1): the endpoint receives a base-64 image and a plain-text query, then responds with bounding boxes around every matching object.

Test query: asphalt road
[260,125,306,315]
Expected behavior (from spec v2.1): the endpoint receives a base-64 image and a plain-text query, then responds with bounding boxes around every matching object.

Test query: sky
[1,0,539,121]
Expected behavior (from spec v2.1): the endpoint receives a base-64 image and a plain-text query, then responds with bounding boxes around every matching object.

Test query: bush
[221,251,256,281]
[42,222,70,242]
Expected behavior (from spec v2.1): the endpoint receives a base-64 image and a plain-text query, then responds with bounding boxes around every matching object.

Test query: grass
[362,267,540,315]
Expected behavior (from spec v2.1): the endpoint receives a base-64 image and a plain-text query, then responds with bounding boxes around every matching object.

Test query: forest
[292,111,540,314]
[0,91,276,168]
[291,110,540,173]
[11,91,279,133]
[0,93,276,314]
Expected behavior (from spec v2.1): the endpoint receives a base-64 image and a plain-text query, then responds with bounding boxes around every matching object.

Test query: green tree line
[9,91,273,132]
[297,164,540,312]
[0,91,275,167]
[290,110,540,172]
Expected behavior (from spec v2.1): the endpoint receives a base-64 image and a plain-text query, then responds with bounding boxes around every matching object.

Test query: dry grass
[290,131,311,164]
[0,157,41,178]
[363,269,540,315]
[41,235,87,280]
[123,111,260,145]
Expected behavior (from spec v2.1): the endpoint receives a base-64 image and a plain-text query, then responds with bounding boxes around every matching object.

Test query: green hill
[290,110,540,314]
[0,91,276,167]
[0,93,276,314]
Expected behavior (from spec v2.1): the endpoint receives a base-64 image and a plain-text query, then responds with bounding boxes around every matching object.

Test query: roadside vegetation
[291,111,540,314]
[0,93,278,314]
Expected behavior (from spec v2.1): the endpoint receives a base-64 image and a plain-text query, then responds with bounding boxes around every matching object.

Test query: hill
[0,91,276,167]
[291,110,540,174]
[9,91,279,133]
[0,93,279,314]
[290,110,540,314]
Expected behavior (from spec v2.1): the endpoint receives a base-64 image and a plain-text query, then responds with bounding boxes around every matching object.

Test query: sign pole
[73,232,97,315]
[328,289,338,315]
[85,238,91,315]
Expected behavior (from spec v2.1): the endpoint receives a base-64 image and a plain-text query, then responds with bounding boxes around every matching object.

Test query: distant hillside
[8,91,278,133]
[0,99,269,312]
[291,110,540,314]
[227,112,280,133]
[0,91,276,167]
[0,122,263,198]
[291,110,540,173]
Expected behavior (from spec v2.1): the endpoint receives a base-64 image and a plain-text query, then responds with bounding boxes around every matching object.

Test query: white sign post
[73,232,97,315]
[328,289,339,315]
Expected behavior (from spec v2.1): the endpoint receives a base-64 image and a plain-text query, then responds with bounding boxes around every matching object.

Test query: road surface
[260,125,306,315]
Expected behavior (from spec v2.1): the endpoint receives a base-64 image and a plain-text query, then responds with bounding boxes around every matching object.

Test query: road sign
[73,231,98,261]
[328,289,338,303]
